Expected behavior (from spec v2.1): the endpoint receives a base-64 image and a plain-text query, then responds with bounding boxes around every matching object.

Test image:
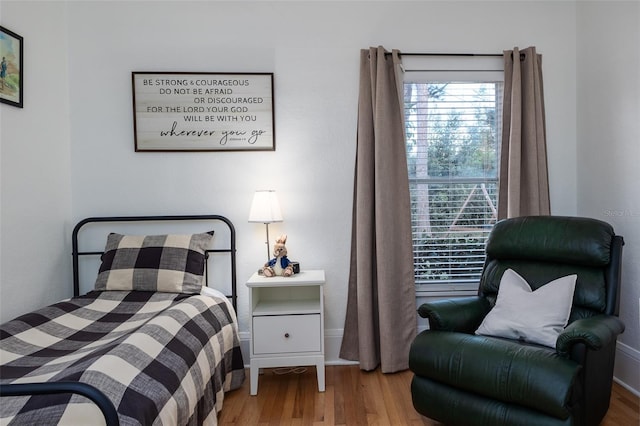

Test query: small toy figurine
[263,234,294,277]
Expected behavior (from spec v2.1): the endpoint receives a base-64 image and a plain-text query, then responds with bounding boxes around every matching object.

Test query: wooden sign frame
[132,72,275,152]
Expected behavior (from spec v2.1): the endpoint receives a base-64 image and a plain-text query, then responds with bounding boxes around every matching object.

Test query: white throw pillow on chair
[475,269,577,348]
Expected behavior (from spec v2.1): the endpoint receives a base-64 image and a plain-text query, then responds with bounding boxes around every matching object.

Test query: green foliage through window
[405,82,501,285]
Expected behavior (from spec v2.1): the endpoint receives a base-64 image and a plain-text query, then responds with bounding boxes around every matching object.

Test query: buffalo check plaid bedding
[94,232,214,294]
[0,290,245,425]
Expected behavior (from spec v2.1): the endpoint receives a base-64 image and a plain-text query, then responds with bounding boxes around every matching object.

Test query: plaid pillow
[94,231,214,294]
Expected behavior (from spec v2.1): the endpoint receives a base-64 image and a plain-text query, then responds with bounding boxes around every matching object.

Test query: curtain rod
[384,51,525,60]
[396,52,503,57]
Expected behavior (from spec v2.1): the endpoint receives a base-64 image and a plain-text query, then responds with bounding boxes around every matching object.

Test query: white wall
[11,0,638,389]
[62,0,579,351]
[576,0,640,394]
[0,1,72,322]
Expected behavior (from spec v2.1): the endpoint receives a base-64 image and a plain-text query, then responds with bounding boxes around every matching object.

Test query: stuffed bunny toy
[263,234,294,277]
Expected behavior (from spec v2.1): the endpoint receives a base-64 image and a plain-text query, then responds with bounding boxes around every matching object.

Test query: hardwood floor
[219,365,639,426]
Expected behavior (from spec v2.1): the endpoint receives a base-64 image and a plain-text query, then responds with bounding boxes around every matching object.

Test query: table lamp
[248,190,283,263]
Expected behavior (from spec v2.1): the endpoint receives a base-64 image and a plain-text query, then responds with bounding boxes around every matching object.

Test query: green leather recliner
[409,216,625,426]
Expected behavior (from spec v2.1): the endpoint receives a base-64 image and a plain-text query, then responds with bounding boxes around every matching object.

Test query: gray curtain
[498,46,550,219]
[339,46,417,373]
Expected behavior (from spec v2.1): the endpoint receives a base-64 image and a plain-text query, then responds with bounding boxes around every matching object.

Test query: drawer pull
[284,333,290,338]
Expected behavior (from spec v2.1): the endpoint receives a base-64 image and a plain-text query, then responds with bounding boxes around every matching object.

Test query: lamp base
[264,222,272,264]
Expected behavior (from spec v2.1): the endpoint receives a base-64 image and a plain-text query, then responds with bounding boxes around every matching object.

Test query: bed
[0,215,245,426]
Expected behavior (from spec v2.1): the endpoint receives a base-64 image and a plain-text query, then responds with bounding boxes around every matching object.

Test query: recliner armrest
[418,296,491,333]
[556,315,625,356]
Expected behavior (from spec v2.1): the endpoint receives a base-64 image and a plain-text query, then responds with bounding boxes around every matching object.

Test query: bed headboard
[71,215,237,311]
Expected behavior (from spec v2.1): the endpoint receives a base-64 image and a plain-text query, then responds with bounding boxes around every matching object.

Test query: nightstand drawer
[253,314,321,354]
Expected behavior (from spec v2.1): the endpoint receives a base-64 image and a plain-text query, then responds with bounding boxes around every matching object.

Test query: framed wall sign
[132,72,275,152]
[0,25,24,108]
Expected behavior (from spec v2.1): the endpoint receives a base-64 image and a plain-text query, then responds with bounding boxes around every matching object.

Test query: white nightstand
[246,269,325,396]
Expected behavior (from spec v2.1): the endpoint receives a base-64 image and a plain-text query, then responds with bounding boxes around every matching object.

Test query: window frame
[402,55,504,295]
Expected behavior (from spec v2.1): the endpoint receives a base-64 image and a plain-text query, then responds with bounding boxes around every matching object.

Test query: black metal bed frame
[0,215,238,426]
[71,214,238,310]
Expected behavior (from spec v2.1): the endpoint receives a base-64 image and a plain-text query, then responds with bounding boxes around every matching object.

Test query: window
[403,56,503,293]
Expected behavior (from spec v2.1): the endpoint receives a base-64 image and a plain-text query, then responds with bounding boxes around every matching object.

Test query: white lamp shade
[248,190,283,223]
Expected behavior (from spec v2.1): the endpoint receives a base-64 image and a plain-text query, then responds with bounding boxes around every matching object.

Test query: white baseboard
[614,341,640,396]
[324,328,359,365]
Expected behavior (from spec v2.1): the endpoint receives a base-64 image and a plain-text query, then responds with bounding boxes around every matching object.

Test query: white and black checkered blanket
[0,290,245,425]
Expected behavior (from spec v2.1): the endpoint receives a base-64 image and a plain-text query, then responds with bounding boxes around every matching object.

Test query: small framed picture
[0,25,23,108]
